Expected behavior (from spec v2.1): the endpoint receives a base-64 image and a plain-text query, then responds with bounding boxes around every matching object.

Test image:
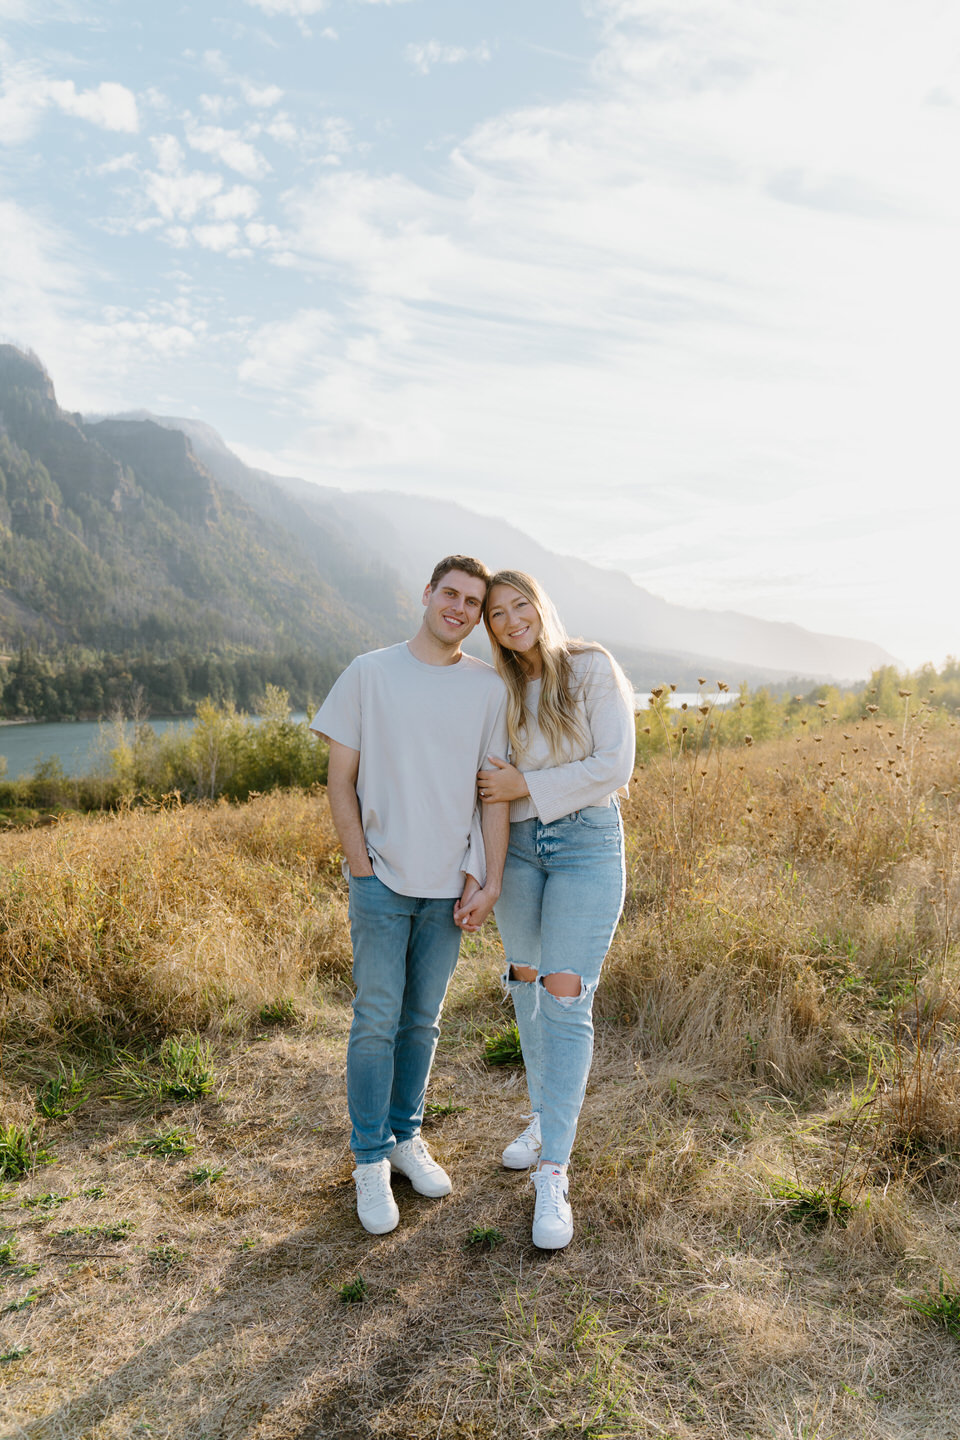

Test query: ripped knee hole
[540,970,583,999]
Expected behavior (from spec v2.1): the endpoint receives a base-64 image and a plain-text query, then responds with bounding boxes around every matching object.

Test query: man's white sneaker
[353,1159,400,1235]
[531,1166,573,1250]
[502,1113,542,1169]
[390,1136,452,1198]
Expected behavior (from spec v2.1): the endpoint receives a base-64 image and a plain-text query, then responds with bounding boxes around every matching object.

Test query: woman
[478,570,635,1249]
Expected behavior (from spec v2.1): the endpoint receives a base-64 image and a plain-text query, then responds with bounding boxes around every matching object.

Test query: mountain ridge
[139,413,896,688]
[0,343,897,714]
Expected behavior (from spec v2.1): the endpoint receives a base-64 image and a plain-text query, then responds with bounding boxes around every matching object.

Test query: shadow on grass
[17,1158,547,1440]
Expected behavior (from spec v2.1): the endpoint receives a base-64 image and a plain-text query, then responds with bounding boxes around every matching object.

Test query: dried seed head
[817,700,827,708]
[697,677,707,686]
[866,705,879,713]
[744,735,753,746]
[898,690,912,698]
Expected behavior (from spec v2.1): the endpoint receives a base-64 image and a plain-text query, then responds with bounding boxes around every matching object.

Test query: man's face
[421,569,488,649]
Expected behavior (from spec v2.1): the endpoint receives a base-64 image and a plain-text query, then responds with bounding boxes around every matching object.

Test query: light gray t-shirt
[310,643,508,899]
[509,648,636,825]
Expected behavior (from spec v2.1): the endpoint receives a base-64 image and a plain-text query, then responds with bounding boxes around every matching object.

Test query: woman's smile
[486,584,543,664]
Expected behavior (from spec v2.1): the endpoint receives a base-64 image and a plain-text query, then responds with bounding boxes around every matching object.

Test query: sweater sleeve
[522,652,636,824]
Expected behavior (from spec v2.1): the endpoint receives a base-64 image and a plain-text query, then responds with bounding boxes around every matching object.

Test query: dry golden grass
[2,711,960,1439]
[0,792,348,1045]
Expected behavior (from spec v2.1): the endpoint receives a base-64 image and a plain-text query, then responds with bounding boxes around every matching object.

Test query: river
[0,714,310,781]
[0,694,734,782]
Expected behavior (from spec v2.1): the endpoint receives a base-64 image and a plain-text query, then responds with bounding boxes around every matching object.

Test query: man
[311,556,509,1235]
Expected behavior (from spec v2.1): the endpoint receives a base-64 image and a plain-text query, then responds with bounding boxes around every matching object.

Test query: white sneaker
[502,1113,542,1169]
[353,1159,399,1234]
[531,1166,573,1250]
[390,1136,452,1198]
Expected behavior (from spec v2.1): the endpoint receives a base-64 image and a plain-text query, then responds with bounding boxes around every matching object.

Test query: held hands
[454,874,499,933]
[477,755,530,805]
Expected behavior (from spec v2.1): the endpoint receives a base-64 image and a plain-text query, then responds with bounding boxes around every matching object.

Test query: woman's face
[486,584,543,660]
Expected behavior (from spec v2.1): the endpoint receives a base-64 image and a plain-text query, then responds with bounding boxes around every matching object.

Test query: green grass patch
[148,1242,185,1269]
[258,998,300,1026]
[483,1020,524,1067]
[908,1275,960,1336]
[0,1346,31,1365]
[0,1123,54,1182]
[21,1190,71,1210]
[3,1288,39,1313]
[337,1275,367,1304]
[36,1065,89,1120]
[770,1177,859,1228]
[188,1165,225,1186]
[58,1220,135,1242]
[465,1226,504,1252]
[127,1128,195,1157]
[110,1036,217,1105]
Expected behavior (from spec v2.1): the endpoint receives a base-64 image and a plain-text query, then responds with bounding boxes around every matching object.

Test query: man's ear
[421,582,433,606]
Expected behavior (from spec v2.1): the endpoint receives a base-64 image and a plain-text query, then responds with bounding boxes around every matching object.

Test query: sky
[1,0,959,669]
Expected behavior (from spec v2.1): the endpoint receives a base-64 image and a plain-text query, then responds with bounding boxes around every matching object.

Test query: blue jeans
[346,874,462,1164]
[495,806,625,1167]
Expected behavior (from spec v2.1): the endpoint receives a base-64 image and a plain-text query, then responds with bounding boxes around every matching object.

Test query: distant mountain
[0,342,896,716]
[143,414,896,689]
[0,346,410,672]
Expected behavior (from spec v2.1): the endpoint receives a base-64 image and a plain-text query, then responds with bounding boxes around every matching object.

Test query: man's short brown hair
[428,555,492,591]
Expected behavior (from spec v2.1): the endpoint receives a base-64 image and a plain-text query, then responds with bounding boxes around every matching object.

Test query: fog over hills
[0,337,893,704]
[145,413,897,690]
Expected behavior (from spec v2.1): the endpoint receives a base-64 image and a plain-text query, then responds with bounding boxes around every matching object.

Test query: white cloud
[0,59,138,141]
[93,151,138,175]
[0,197,204,410]
[46,79,138,131]
[140,134,262,241]
[405,40,492,76]
[209,185,260,220]
[192,222,241,252]
[231,0,960,664]
[199,51,283,110]
[145,166,224,222]
[0,197,78,346]
[150,133,183,173]
[238,308,337,387]
[199,92,236,118]
[243,0,327,14]
[185,122,271,179]
[243,0,415,12]
[239,79,283,108]
[245,221,285,248]
[265,113,298,145]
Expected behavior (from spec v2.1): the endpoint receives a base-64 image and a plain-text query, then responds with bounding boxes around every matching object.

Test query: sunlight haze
[2,0,957,668]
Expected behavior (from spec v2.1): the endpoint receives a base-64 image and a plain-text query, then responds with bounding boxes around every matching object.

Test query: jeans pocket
[576,806,620,835]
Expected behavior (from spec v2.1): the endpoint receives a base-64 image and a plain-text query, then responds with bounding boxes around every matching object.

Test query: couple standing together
[311,555,635,1250]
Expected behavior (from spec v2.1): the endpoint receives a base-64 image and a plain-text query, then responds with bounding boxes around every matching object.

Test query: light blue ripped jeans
[495,805,626,1167]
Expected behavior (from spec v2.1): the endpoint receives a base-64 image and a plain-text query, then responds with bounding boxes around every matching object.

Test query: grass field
[2,703,960,1439]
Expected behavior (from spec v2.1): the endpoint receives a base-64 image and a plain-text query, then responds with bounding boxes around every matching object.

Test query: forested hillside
[0,346,411,718]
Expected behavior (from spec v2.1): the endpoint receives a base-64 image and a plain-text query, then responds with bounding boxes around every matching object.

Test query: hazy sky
[2,0,958,667]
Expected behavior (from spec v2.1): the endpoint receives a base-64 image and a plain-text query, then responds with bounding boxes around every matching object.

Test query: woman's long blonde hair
[484,569,611,763]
